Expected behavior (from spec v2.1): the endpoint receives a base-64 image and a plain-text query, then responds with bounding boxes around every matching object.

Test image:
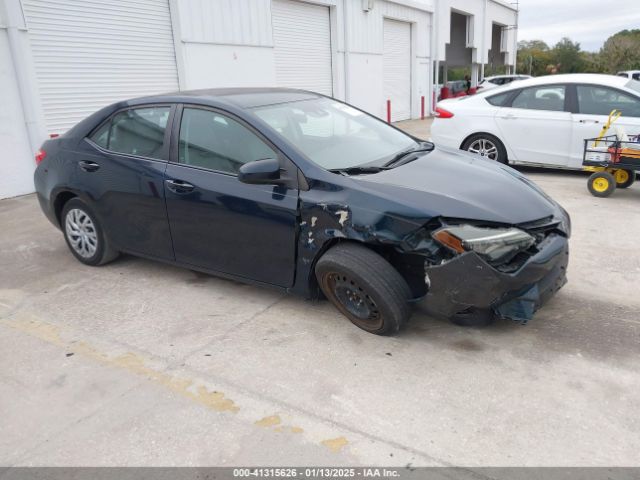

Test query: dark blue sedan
[34,88,570,335]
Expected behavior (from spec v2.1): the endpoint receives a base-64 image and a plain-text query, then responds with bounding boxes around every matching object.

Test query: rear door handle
[78,160,100,172]
[579,119,600,124]
[500,114,517,120]
[165,179,195,194]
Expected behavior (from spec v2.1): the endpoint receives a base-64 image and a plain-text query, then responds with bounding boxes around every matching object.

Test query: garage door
[383,19,411,122]
[272,0,333,96]
[23,0,180,134]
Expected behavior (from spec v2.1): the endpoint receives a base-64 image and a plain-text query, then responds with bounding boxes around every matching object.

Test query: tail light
[35,148,47,165]
[435,107,454,119]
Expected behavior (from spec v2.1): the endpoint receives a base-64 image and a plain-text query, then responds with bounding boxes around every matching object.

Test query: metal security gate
[272,0,333,96]
[23,0,180,134]
[383,19,412,122]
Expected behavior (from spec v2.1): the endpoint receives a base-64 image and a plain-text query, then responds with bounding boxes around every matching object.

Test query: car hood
[354,147,559,225]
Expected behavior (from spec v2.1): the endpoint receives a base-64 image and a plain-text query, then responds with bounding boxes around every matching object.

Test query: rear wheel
[588,172,616,198]
[614,169,635,189]
[315,243,411,335]
[62,198,119,266]
[462,133,508,164]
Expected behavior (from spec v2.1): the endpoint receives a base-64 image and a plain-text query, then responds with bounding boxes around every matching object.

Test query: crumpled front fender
[418,234,569,322]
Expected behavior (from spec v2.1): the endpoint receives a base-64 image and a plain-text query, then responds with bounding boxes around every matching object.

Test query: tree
[599,29,640,73]
[552,38,584,73]
[517,40,552,76]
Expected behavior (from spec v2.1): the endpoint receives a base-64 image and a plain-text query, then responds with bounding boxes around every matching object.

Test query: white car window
[486,91,513,107]
[511,86,566,112]
[577,85,640,117]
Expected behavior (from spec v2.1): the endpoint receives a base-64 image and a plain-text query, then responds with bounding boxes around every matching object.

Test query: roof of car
[504,73,631,88]
[136,87,323,109]
[485,74,530,79]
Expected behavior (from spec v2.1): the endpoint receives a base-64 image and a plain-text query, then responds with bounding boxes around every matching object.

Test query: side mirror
[238,158,281,185]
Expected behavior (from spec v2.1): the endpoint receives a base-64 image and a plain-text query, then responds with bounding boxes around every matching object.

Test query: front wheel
[588,172,616,197]
[62,198,119,266]
[315,243,411,335]
[462,133,508,164]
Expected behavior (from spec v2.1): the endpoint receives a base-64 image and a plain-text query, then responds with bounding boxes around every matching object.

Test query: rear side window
[577,85,640,117]
[511,85,566,112]
[486,91,512,106]
[90,106,171,159]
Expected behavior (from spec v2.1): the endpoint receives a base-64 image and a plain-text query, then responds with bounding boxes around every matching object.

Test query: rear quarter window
[486,91,512,106]
[90,121,110,148]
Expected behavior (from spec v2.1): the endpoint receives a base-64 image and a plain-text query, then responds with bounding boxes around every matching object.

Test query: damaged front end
[417,216,570,324]
[292,184,569,326]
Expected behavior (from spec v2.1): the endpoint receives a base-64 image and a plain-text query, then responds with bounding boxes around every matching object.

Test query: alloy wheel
[467,138,498,160]
[65,208,98,258]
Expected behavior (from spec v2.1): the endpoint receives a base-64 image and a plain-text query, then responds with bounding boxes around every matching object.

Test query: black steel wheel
[315,243,411,335]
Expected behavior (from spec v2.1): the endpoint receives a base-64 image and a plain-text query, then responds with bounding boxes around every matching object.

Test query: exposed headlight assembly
[432,225,535,265]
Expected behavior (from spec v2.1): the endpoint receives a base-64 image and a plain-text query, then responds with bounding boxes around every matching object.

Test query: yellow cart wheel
[614,169,635,189]
[588,171,616,197]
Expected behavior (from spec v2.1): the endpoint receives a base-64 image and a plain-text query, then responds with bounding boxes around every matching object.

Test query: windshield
[252,97,417,170]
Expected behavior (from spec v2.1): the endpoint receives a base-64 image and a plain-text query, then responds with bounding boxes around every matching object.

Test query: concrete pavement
[1,119,639,466]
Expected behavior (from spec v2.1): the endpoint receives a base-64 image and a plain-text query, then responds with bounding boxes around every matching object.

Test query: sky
[517,0,640,51]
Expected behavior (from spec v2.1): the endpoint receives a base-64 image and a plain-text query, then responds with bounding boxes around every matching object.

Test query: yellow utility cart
[583,111,640,197]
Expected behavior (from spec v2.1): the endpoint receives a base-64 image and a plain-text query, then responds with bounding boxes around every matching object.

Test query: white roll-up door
[22,0,180,134]
[272,0,333,96]
[383,19,412,122]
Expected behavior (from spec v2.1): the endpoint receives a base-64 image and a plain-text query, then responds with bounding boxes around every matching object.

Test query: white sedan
[477,74,532,91]
[431,74,640,169]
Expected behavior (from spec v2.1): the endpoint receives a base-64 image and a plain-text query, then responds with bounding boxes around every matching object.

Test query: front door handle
[500,114,517,120]
[165,179,195,194]
[78,160,100,172]
[579,119,600,124]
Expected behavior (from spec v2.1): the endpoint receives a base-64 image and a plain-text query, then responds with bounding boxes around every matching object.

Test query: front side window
[91,106,170,159]
[577,85,640,117]
[252,97,417,170]
[511,85,566,112]
[178,108,276,174]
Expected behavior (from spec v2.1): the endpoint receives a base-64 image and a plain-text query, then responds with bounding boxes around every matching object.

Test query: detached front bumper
[417,234,569,323]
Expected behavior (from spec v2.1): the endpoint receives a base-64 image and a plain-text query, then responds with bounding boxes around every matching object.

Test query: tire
[587,172,616,198]
[462,133,508,164]
[315,243,411,335]
[614,169,635,189]
[61,198,119,266]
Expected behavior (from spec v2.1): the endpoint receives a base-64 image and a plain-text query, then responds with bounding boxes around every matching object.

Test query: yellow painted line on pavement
[0,315,345,453]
